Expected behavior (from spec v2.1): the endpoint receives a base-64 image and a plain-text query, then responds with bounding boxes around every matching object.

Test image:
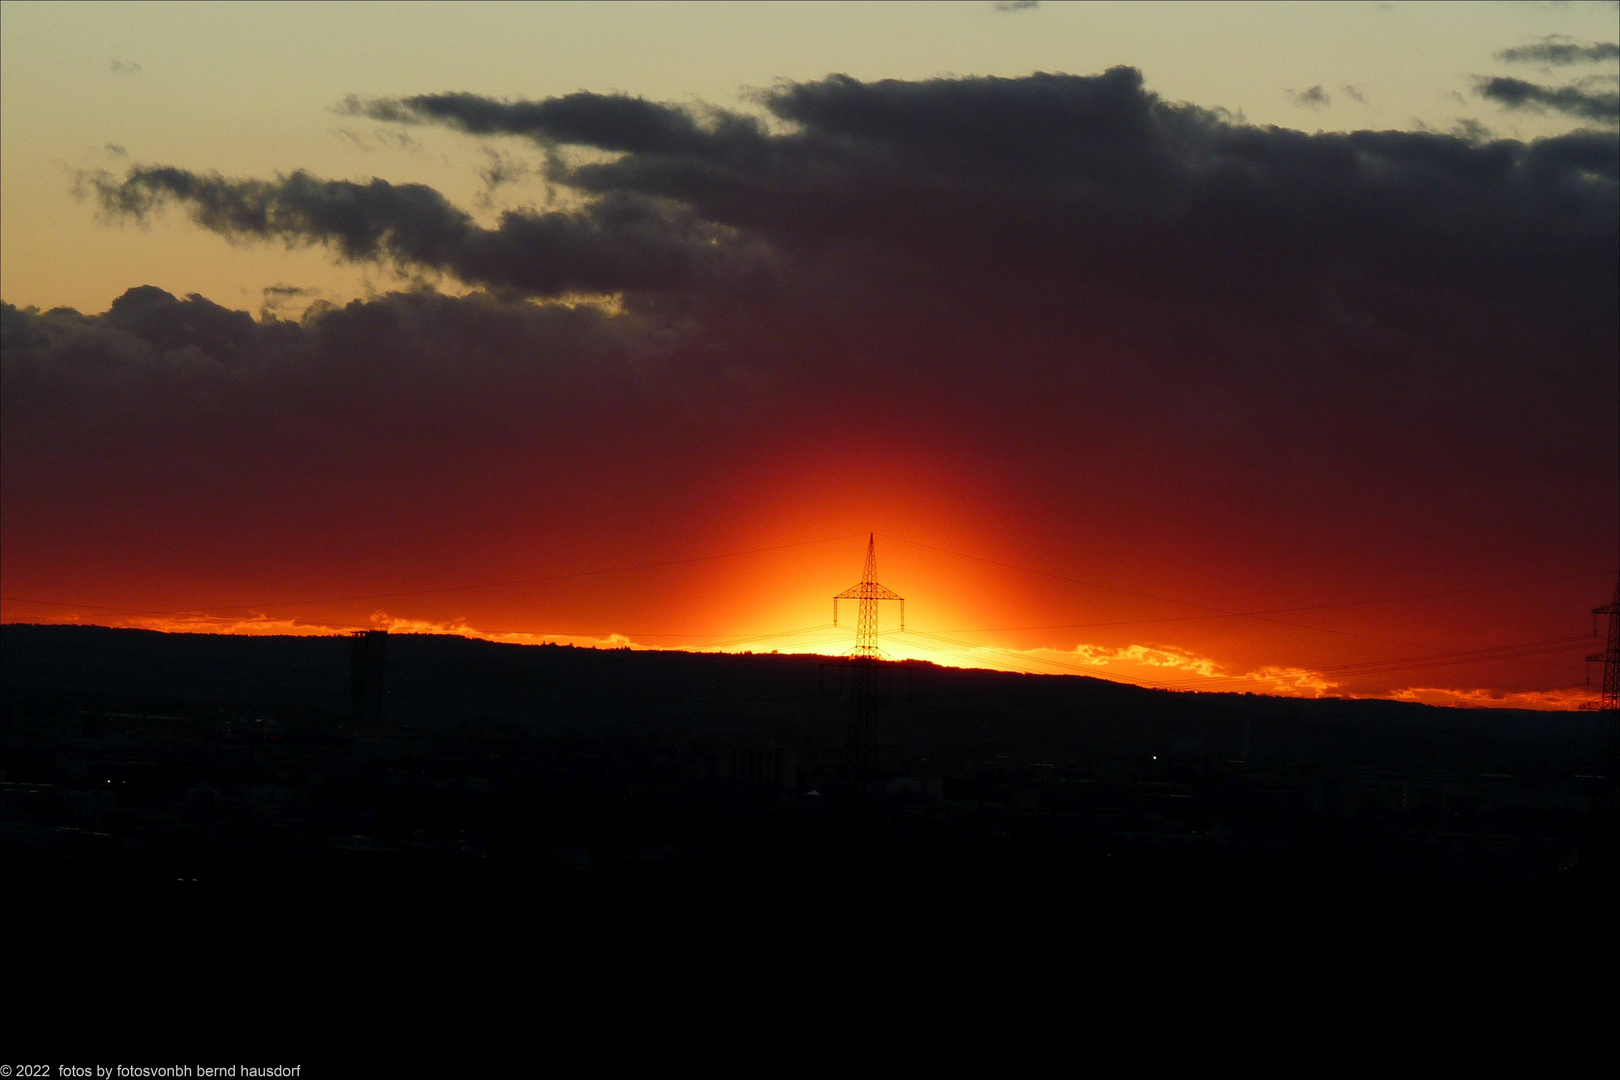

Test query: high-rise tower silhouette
[834,535,904,776]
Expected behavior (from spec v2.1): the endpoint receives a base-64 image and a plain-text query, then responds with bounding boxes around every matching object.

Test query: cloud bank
[1497,38,1620,66]
[1475,75,1620,123]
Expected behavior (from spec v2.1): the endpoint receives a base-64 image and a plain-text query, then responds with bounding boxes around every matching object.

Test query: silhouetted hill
[3,622,1611,1029]
[0,622,1588,773]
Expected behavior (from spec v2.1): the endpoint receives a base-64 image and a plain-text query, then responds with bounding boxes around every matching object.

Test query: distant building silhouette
[350,630,387,730]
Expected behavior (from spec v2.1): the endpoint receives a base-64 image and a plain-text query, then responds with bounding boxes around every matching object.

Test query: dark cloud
[993,1,1039,11]
[1498,38,1620,66]
[83,165,734,296]
[1286,86,1332,110]
[1341,84,1368,104]
[1475,75,1620,122]
[74,70,1620,440]
[101,285,255,357]
[109,58,141,75]
[1,288,649,448]
[14,68,1618,615]
[330,126,427,155]
[1,286,744,576]
[1450,118,1494,142]
[475,148,536,208]
[261,284,318,299]
[309,68,1619,322]
[343,90,757,158]
[259,283,324,320]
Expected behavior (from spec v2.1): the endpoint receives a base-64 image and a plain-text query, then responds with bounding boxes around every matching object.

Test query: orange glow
[4,457,1606,712]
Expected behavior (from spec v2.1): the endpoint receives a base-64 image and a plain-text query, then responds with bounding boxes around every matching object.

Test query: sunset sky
[2,1,1616,706]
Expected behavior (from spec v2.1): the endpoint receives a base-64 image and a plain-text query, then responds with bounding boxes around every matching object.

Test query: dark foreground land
[3,624,1615,1051]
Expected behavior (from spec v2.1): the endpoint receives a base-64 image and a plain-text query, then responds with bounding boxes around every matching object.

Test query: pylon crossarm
[835,582,904,600]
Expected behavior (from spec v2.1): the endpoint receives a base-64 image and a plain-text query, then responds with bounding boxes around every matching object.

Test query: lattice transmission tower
[1584,578,1620,815]
[833,534,904,777]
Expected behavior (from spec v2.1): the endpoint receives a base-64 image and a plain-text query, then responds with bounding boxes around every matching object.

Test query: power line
[899,627,1595,693]
[473,623,842,648]
[0,598,209,618]
[893,629,1117,683]
[1313,635,1591,675]
[880,533,1609,621]
[899,628,1196,691]
[683,624,841,651]
[880,532,1609,657]
[0,532,863,617]
[1325,648,1593,686]
[919,569,1615,634]
[903,623,1590,685]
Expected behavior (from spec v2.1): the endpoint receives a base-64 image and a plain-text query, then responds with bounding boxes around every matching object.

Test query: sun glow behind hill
[2,5,1615,725]
[3,519,1601,712]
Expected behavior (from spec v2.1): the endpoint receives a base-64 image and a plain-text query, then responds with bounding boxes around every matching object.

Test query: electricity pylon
[1585,579,1620,815]
[833,534,904,777]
